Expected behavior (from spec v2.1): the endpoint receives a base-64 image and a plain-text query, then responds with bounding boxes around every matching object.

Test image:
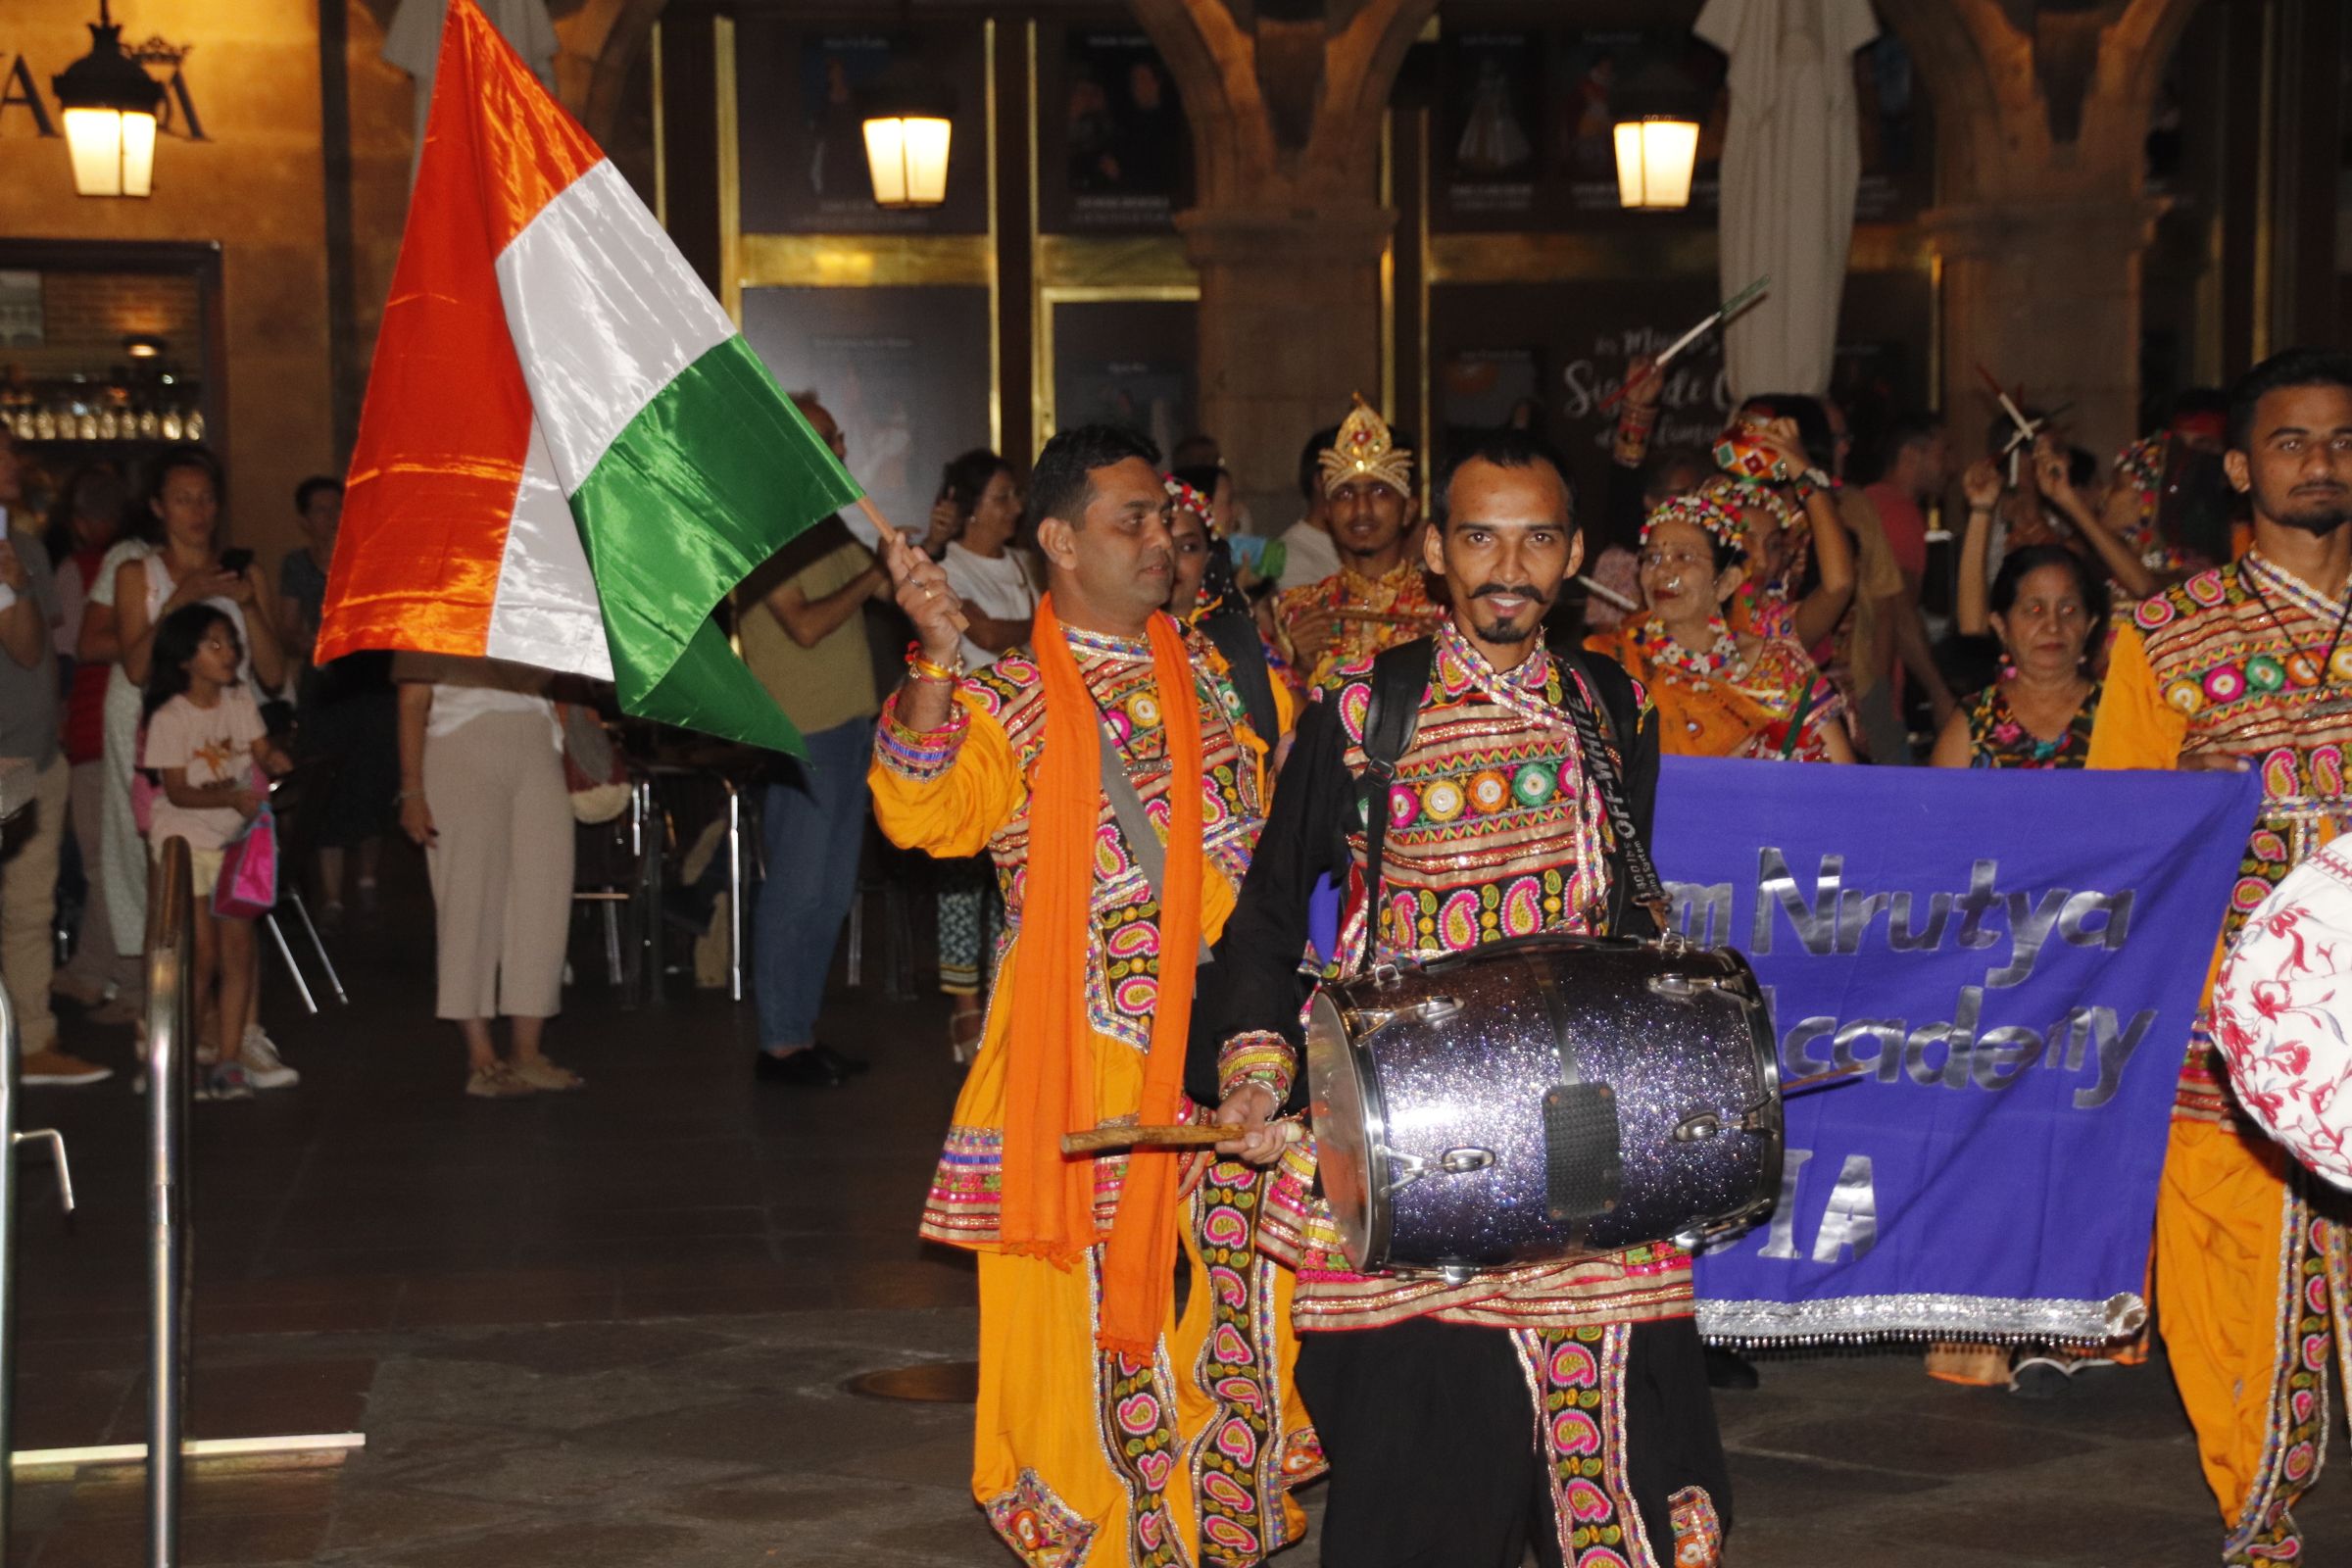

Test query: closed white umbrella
[385,0,562,177]
[1693,0,1879,399]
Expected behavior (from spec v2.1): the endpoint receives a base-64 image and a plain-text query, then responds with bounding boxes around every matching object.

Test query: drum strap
[1357,638,1434,974]
[1558,652,1673,936]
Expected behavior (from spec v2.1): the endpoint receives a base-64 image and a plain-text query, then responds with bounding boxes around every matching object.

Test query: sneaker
[21,1049,114,1087]
[466,1062,535,1099]
[195,1062,254,1102]
[238,1027,300,1090]
[508,1056,584,1092]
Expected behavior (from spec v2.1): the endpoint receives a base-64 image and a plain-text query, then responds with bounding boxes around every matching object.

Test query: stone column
[1178,202,1394,533]
[1927,195,2168,464]
[1891,0,2204,461]
[1134,0,1436,529]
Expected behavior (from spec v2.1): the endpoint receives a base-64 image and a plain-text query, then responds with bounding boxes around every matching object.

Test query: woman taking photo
[1589,490,1854,762]
[84,451,285,1007]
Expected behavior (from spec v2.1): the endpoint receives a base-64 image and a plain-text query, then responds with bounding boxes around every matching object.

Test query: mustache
[1469,582,1552,604]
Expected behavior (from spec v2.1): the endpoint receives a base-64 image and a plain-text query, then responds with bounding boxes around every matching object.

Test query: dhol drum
[1305,932,1782,1277]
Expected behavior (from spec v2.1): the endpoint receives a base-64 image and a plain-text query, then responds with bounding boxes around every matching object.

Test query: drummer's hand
[1213,1084,1287,1166]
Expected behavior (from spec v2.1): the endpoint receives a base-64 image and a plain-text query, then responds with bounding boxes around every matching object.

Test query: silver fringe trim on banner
[1695,1291,2147,1348]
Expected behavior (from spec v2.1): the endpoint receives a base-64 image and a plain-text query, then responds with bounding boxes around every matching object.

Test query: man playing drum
[1197,429,1731,1568]
[868,424,1321,1567]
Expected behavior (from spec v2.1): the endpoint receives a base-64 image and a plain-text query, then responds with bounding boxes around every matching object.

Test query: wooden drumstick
[859,495,970,634]
[1060,1122,1305,1156]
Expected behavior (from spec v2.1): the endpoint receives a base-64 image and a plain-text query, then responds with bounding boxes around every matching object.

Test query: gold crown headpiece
[1319,395,1413,498]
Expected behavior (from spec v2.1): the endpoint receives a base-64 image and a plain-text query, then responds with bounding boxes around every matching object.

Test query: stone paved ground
[10,864,2351,1565]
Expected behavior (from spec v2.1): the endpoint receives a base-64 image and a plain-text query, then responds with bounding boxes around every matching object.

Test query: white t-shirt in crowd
[1276,519,1340,591]
[940,542,1041,669]
[143,686,266,852]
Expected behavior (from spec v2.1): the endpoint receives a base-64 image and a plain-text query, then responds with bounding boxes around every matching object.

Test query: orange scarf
[1001,593,1204,1355]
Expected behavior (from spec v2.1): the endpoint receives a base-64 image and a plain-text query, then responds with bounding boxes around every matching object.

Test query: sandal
[508,1056,584,1092]
[949,1007,986,1066]
[466,1062,534,1099]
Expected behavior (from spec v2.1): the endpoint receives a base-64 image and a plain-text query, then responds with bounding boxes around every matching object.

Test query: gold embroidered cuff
[1218,1031,1297,1102]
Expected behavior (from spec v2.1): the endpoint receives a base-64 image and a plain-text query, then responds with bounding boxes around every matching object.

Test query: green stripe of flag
[567,333,863,754]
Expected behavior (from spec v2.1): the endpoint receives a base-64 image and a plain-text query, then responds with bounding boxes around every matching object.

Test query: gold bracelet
[906,655,962,685]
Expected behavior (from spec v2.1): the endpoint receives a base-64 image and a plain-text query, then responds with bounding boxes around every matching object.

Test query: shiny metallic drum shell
[1304,933,1782,1275]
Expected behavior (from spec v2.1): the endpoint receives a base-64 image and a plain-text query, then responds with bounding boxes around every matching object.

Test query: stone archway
[1879,0,2213,455]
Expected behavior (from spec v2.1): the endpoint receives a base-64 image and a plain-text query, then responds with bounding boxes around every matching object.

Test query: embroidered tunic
[1272,559,1446,691]
[1193,622,1694,1334]
[1592,615,1844,761]
[1961,680,2100,770]
[873,623,1268,1243]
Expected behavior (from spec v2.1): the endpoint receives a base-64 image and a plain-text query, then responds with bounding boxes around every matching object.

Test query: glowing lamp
[858,74,954,211]
[861,115,953,208]
[1612,116,1700,212]
[53,2,166,198]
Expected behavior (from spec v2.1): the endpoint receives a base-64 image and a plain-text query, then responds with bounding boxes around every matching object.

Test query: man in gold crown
[1274,397,1446,688]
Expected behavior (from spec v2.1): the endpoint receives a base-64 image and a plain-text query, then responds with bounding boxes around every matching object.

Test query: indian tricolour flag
[318,0,859,753]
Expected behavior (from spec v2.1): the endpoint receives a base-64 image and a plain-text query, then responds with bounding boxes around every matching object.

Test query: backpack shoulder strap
[1356,637,1433,972]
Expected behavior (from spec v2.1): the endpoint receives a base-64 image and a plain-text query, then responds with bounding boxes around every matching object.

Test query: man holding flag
[868,425,1319,1566]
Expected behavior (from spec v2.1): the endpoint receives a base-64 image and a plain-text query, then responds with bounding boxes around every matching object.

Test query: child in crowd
[142,604,295,1098]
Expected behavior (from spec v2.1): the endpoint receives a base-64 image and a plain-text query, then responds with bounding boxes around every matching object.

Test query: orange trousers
[2156,1105,2351,1563]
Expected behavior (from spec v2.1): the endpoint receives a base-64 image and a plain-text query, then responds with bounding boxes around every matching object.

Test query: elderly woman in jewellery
[1587,489,1854,762]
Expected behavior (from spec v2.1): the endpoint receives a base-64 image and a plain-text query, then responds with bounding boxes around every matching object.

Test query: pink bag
[213,800,280,919]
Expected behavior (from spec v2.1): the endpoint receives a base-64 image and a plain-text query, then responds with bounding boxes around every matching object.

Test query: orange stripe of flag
[318,0,605,665]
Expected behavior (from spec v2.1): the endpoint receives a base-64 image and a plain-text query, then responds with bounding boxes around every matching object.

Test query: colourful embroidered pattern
[1263,623,1695,1332]
[2224,1204,2335,1563]
[1098,1342,1186,1568]
[1519,1322,1661,1568]
[1667,1487,1725,1568]
[1963,681,2100,770]
[1217,1030,1295,1102]
[1188,1159,1313,1565]
[1273,559,1446,691]
[1627,615,1844,760]
[983,1469,1099,1568]
[2133,556,2352,1125]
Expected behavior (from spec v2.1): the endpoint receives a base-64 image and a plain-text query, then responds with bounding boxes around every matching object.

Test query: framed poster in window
[1042,295,1197,456]
[739,285,995,532]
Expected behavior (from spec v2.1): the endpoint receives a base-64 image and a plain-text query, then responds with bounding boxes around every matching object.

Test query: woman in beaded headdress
[1587,489,1854,762]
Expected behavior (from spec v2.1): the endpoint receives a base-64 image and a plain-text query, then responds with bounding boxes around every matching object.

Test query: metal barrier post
[144,838,193,1568]
[726,780,746,1003]
[0,959,18,1551]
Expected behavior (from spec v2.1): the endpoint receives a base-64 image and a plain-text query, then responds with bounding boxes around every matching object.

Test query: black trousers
[1296,1316,1729,1568]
